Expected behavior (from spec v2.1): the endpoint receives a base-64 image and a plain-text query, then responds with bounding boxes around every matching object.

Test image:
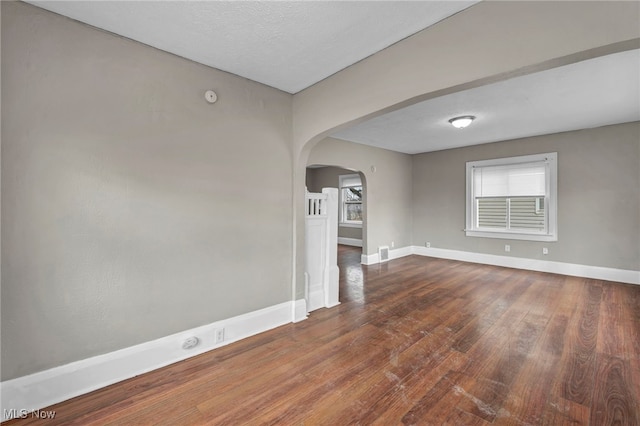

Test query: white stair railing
[304,188,340,313]
[306,192,327,217]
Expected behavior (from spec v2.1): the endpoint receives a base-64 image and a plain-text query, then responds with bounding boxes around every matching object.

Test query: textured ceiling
[27,1,477,94]
[331,49,640,154]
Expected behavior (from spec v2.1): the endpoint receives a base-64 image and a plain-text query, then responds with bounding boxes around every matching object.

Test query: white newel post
[305,190,327,312]
[322,188,340,308]
[304,188,340,313]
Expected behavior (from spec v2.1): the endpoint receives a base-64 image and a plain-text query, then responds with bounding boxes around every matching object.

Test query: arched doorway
[305,164,367,308]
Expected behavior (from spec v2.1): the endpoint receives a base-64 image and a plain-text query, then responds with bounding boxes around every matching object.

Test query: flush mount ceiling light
[448,115,476,129]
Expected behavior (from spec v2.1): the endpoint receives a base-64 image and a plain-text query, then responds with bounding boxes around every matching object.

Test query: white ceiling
[27,1,639,154]
[27,1,477,94]
[331,49,640,154]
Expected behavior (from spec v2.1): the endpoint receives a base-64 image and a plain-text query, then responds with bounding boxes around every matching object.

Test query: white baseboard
[390,246,412,261]
[293,298,308,322]
[361,246,412,265]
[0,300,305,421]
[338,237,363,247]
[411,246,640,285]
[359,244,639,285]
[361,252,378,265]
[307,286,325,312]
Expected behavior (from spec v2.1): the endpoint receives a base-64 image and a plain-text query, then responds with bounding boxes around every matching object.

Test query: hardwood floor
[5,246,639,425]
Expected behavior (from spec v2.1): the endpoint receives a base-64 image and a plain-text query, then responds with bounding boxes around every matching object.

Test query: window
[339,174,363,227]
[466,152,557,241]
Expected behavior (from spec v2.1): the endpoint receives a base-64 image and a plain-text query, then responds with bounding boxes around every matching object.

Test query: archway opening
[305,164,368,306]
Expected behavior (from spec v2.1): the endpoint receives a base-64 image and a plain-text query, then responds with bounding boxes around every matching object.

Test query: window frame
[465,152,557,242]
[339,174,363,228]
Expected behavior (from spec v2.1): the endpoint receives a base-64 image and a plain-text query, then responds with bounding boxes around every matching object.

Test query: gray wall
[308,138,413,255]
[306,166,363,240]
[412,122,640,271]
[1,2,292,380]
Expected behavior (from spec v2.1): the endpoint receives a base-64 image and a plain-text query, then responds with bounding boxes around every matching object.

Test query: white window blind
[473,162,546,198]
[340,175,361,188]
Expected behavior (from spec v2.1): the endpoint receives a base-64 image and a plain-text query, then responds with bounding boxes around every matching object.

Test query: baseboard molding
[390,246,412,261]
[1,300,303,421]
[293,298,308,323]
[361,252,378,265]
[359,244,639,285]
[337,237,362,247]
[361,246,412,265]
[307,287,325,312]
[411,246,640,285]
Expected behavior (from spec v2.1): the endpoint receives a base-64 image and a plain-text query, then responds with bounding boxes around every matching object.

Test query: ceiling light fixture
[448,115,476,129]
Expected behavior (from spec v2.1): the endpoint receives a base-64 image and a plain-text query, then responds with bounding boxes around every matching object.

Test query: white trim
[361,252,379,265]
[293,298,308,323]
[339,222,362,229]
[338,237,362,247]
[359,244,639,285]
[1,301,299,421]
[307,287,325,312]
[390,246,412,260]
[361,246,412,265]
[411,246,640,285]
[465,229,557,242]
[325,264,341,309]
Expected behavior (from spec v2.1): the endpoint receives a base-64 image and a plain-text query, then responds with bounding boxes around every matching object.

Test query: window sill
[340,222,362,229]
[465,229,557,242]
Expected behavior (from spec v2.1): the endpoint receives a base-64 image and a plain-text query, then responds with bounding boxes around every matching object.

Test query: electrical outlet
[391,241,394,248]
[426,242,431,248]
[182,337,199,350]
[215,328,225,344]
[542,247,549,255]
[505,244,511,252]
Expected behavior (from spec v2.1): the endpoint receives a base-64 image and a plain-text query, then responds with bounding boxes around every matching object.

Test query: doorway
[306,165,366,305]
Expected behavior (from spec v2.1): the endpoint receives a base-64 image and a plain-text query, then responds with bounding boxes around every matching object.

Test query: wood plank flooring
[4,245,639,425]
